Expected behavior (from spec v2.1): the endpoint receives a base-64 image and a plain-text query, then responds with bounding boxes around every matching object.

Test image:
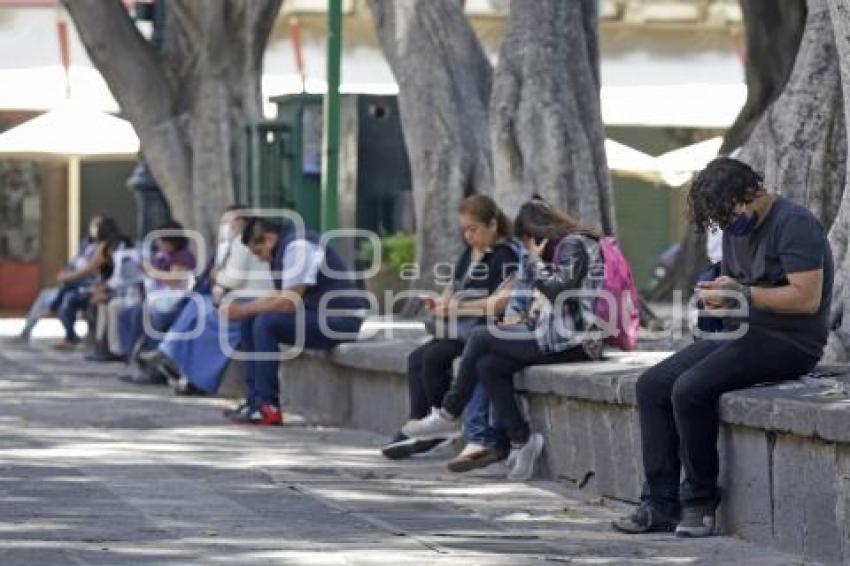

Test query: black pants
[637,329,818,511]
[407,339,464,419]
[442,325,589,444]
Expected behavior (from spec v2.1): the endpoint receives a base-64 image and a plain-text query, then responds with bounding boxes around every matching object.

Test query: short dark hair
[241,217,283,246]
[155,220,189,251]
[688,157,764,233]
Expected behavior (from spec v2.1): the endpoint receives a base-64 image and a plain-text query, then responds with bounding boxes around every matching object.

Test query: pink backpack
[595,237,640,351]
[553,235,640,351]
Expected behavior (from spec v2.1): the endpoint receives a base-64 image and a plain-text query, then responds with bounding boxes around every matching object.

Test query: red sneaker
[229,403,283,426]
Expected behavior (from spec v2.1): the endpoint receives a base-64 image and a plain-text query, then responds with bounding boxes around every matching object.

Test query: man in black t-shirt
[613,158,831,538]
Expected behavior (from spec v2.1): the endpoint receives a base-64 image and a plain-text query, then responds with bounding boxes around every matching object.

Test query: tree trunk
[62,0,281,240]
[720,0,807,155]
[649,0,817,302]
[489,0,614,232]
[824,0,850,361]
[368,0,493,288]
[738,0,845,228]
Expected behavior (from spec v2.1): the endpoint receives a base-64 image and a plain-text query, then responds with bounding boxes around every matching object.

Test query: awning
[0,104,139,159]
[656,136,723,186]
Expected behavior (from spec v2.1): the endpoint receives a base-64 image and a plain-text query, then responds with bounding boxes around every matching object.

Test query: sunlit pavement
[0,327,803,565]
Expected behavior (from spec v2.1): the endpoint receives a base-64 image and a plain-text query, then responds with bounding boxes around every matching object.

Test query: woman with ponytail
[382,195,520,473]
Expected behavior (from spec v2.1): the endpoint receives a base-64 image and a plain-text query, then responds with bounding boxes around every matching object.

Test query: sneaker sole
[400,428,462,442]
[675,526,717,538]
[448,451,506,473]
[382,438,419,460]
[612,520,677,535]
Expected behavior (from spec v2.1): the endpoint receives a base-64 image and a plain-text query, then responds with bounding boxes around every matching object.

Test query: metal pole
[67,156,81,259]
[321,0,342,232]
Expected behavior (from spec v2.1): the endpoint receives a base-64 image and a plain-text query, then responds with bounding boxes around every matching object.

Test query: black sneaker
[223,399,251,419]
[84,350,125,362]
[118,366,168,386]
[381,432,447,460]
[675,501,718,537]
[140,350,180,379]
[612,500,679,534]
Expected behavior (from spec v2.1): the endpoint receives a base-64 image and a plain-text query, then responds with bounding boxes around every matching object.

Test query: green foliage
[357,232,416,274]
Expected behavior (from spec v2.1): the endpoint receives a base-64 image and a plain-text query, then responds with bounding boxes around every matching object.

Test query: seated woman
[141,207,275,395]
[18,215,104,343]
[403,198,606,481]
[87,241,146,362]
[53,216,125,351]
[382,195,519,472]
[119,220,196,385]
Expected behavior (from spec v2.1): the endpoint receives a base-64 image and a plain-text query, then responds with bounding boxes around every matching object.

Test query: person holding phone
[381,195,519,472]
[402,198,607,481]
[612,158,832,537]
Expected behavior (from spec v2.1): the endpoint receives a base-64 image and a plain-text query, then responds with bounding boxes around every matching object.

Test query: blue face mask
[726,212,759,236]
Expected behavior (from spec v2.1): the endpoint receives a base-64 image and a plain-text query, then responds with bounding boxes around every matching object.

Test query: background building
[0,0,745,309]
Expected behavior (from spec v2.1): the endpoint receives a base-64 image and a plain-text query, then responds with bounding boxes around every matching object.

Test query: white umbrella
[605,138,661,182]
[0,105,140,258]
[0,104,139,158]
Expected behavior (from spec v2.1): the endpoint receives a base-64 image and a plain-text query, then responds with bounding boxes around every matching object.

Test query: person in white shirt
[141,206,275,394]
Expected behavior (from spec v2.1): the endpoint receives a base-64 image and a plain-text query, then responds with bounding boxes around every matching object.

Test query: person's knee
[636,366,672,408]
[670,370,710,413]
[407,343,428,373]
[466,326,495,353]
[421,341,455,370]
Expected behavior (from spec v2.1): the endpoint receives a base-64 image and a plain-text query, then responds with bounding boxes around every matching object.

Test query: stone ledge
[280,340,850,564]
[312,340,850,444]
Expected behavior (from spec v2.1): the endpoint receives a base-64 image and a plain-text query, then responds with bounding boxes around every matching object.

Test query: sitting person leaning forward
[612,158,833,537]
[220,217,368,425]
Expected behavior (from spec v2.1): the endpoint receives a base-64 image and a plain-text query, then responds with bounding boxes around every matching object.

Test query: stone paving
[0,336,811,565]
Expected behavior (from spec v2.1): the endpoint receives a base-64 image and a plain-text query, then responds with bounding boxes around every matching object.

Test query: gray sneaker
[612,500,678,534]
[507,433,544,481]
[675,502,718,537]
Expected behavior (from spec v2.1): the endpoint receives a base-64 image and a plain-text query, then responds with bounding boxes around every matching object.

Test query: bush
[357,232,416,274]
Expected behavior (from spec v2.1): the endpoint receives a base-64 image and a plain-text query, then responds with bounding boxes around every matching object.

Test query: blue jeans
[21,287,58,337]
[241,311,363,407]
[464,385,509,450]
[57,287,89,342]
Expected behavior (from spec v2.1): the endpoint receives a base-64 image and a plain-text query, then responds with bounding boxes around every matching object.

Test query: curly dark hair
[688,157,765,233]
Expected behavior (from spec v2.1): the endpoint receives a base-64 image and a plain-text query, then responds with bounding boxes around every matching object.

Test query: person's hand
[696,276,742,309]
[526,238,548,259]
[56,270,70,283]
[212,285,225,305]
[432,299,452,318]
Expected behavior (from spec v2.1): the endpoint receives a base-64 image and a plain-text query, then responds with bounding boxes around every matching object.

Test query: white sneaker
[401,408,462,441]
[507,433,544,481]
